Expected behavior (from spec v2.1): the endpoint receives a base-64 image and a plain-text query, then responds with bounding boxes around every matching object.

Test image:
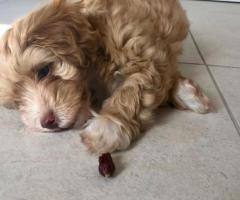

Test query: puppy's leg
[81,72,160,154]
[170,76,211,113]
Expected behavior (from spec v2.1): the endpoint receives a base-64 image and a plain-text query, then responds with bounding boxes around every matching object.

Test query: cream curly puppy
[0,0,210,154]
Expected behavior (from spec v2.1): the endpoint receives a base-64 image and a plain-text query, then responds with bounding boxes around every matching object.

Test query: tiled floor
[0,1,240,200]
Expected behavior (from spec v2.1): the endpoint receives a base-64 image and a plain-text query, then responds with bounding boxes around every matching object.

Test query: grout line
[207,64,240,69]
[189,31,240,137]
[178,62,205,66]
[179,62,240,69]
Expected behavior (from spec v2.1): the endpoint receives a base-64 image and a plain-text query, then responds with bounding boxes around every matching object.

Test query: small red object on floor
[98,153,115,177]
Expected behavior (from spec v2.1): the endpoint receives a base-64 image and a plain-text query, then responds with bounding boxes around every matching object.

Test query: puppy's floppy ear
[24,1,98,68]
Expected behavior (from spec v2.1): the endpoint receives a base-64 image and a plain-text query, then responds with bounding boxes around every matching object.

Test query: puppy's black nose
[41,112,58,129]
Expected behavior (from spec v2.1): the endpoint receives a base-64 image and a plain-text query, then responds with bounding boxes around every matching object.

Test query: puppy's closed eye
[36,63,52,80]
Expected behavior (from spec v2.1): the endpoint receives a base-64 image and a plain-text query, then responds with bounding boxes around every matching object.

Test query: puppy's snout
[41,111,58,129]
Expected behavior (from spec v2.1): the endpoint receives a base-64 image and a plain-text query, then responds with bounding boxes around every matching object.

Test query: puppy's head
[0,0,97,131]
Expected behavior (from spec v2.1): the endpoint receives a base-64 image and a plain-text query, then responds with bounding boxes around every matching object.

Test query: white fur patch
[174,79,210,114]
[80,114,130,154]
[20,86,47,131]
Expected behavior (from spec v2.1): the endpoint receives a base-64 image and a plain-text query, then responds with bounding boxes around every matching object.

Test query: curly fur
[0,0,210,153]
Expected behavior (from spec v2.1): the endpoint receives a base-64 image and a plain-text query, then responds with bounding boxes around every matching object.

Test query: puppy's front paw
[80,115,130,154]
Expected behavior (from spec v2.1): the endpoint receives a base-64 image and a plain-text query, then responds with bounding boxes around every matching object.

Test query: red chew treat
[98,153,115,177]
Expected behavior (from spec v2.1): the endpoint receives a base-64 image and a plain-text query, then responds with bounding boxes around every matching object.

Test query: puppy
[0,0,210,154]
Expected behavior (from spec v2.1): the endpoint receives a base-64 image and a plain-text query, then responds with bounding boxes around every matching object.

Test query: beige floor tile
[210,66,240,128]
[181,1,240,67]
[178,34,203,64]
